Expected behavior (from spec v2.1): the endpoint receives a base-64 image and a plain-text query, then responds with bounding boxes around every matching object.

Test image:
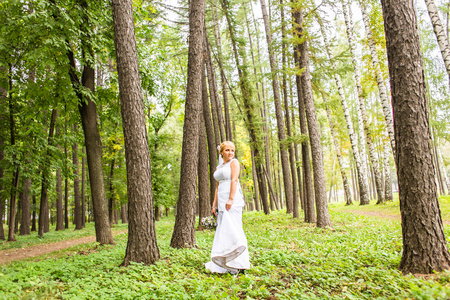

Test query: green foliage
[2,211,450,299]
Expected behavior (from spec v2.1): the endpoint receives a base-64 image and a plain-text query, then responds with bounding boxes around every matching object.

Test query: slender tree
[259,0,294,213]
[292,5,315,223]
[298,16,331,228]
[111,0,160,264]
[342,0,384,204]
[170,0,206,248]
[380,0,450,274]
[73,124,82,230]
[38,109,57,237]
[198,105,211,229]
[19,177,31,235]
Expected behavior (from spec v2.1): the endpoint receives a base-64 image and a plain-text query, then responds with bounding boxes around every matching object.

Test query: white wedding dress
[205,158,250,274]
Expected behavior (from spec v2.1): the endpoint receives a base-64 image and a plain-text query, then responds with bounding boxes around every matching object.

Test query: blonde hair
[219,141,235,156]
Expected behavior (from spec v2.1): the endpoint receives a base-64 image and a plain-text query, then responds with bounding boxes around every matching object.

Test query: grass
[330,194,450,222]
[1,209,450,299]
[0,222,128,251]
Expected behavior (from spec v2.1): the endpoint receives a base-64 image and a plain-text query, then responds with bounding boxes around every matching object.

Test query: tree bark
[19,178,31,235]
[259,0,294,213]
[198,106,211,229]
[299,25,332,228]
[380,0,450,274]
[38,109,57,237]
[383,140,393,201]
[111,0,160,264]
[73,124,82,230]
[292,6,315,223]
[342,1,384,204]
[0,74,6,240]
[55,166,64,231]
[170,0,205,248]
[201,65,217,206]
[108,157,115,225]
[81,147,86,227]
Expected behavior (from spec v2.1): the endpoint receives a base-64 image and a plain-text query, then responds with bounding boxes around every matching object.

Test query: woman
[205,141,250,274]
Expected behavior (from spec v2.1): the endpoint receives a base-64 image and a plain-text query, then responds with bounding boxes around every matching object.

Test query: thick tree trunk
[360,3,395,155]
[424,0,450,85]
[326,108,352,205]
[39,109,57,237]
[201,66,217,206]
[318,15,370,205]
[121,204,128,224]
[299,27,332,228]
[381,0,450,274]
[73,124,82,230]
[342,1,384,204]
[292,7,315,223]
[170,0,205,248]
[259,0,293,213]
[111,0,160,264]
[198,108,211,229]
[20,178,31,235]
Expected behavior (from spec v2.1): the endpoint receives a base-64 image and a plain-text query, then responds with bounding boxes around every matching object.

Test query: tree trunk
[38,109,57,237]
[55,166,64,230]
[424,0,450,85]
[108,157,115,225]
[251,149,261,211]
[342,1,384,204]
[243,0,278,210]
[299,24,332,228]
[121,204,128,224]
[326,108,352,205]
[380,0,450,274]
[292,6,315,223]
[318,14,370,205]
[170,0,205,248]
[201,65,217,206]
[360,3,395,155]
[205,35,225,143]
[198,107,211,229]
[0,80,6,240]
[211,2,232,141]
[221,0,270,214]
[73,124,82,230]
[20,178,31,235]
[81,147,86,227]
[280,0,299,217]
[259,0,293,213]
[64,117,69,229]
[383,140,393,201]
[111,0,160,264]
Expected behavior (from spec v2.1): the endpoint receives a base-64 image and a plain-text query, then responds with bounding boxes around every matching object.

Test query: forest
[2,0,450,298]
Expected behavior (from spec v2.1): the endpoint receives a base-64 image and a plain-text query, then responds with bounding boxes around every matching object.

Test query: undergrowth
[1,210,450,299]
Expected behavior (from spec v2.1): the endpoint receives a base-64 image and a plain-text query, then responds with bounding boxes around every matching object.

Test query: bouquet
[201,215,217,230]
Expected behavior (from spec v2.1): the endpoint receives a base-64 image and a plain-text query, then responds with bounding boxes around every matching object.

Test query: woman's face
[221,145,235,162]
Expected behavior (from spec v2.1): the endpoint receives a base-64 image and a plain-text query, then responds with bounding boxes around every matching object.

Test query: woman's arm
[225,160,240,211]
[212,181,219,216]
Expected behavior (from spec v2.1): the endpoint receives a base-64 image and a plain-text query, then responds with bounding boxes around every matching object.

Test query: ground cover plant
[0,223,128,251]
[2,208,450,299]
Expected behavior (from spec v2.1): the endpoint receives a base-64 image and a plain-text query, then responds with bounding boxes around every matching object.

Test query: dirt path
[0,230,127,265]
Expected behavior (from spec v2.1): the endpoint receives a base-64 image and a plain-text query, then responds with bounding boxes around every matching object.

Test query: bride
[205,141,250,274]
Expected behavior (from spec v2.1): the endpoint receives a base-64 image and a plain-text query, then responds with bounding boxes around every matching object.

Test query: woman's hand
[225,199,233,211]
[212,207,218,217]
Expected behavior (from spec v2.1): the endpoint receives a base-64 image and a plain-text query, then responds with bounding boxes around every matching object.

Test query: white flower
[201,215,217,229]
